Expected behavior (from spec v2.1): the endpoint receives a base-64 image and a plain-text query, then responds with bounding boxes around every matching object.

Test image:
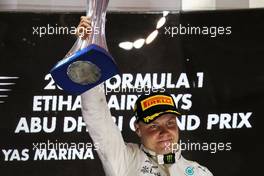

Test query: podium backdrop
[0,9,262,176]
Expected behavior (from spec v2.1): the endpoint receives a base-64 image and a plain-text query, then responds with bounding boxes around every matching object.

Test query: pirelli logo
[141,95,174,111]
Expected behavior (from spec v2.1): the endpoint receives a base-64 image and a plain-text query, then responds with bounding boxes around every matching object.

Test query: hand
[76,16,92,40]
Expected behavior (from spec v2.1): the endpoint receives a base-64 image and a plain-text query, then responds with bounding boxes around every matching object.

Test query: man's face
[135,113,179,155]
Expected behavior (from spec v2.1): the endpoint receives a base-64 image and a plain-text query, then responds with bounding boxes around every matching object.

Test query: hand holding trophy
[76,16,92,40]
[50,0,119,95]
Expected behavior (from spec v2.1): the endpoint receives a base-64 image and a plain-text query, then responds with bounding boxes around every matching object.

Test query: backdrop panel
[0,9,262,176]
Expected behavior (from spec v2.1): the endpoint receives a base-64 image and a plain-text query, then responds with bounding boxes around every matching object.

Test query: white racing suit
[81,85,213,176]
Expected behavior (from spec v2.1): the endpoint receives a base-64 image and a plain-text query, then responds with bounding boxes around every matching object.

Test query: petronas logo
[185,167,194,175]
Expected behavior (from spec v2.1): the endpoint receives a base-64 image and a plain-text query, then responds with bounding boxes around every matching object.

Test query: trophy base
[50,44,119,95]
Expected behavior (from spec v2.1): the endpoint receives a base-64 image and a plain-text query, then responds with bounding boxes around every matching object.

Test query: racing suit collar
[140,145,181,164]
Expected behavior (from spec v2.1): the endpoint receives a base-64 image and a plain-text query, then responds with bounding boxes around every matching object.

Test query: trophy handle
[65,0,109,58]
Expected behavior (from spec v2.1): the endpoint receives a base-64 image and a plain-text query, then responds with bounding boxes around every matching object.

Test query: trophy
[50,0,119,95]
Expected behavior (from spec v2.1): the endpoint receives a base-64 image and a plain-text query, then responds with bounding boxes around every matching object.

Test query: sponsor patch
[140,95,174,111]
[143,110,178,123]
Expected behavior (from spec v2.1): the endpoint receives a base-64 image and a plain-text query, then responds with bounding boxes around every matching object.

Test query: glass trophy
[50,0,119,95]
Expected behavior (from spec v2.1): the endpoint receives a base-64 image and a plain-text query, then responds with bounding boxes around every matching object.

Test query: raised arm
[81,84,136,175]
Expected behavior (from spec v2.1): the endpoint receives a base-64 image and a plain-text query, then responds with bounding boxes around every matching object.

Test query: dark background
[0,9,262,176]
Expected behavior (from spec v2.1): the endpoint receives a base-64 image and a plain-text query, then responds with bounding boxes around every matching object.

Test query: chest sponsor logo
[185,166,194,176]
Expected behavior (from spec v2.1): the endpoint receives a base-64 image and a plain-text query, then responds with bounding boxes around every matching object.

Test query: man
[79,16,213,176]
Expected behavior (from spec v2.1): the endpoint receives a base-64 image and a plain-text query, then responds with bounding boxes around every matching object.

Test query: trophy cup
[50,0,118,95]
